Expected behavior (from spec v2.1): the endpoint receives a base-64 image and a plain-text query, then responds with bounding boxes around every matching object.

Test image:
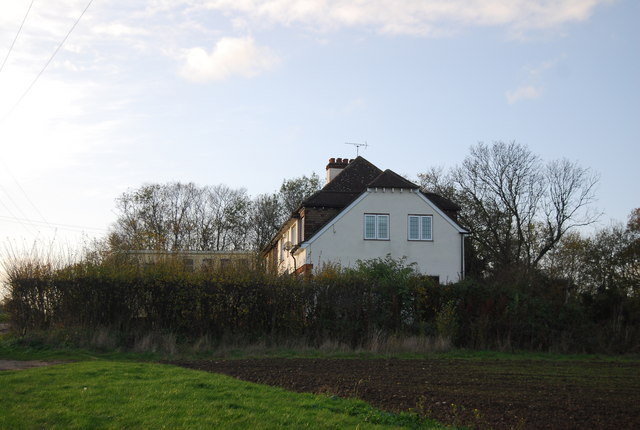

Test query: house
[263,157,469,283]
[128,250,256,272]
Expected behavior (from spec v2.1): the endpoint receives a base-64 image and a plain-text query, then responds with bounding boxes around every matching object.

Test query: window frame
[364,213,390,241]
[408,214,433,241]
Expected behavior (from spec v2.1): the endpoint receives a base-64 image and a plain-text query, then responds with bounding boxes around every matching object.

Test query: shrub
[4,254,639,353]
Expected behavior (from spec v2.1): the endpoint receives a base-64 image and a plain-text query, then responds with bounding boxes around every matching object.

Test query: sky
[0,0,638,265]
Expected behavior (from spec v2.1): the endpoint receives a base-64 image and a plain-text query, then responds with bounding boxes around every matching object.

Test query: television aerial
[345,141,368,157]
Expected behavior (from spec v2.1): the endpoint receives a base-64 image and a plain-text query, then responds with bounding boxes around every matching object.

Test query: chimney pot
[326,156,350,183]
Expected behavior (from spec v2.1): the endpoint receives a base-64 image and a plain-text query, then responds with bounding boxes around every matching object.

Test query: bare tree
[418,141,599,274]
[108,173,324,253]
[109,182,251,252]
[163,182,200,250]
[109,184,171,251]
[537,159,600,266]
[249,193,283,251]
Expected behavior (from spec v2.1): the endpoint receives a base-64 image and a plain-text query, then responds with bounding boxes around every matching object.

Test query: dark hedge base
[168,358,640,430]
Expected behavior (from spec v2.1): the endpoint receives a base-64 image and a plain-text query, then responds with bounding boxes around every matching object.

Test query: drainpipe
[290,249,297,274]
[460,233,465,280]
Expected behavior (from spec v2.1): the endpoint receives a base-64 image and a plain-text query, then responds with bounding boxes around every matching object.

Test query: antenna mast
[345,141,368,157]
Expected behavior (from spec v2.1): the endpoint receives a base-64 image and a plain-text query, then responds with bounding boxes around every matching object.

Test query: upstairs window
[364,214,389,240]
[408,215,432,241]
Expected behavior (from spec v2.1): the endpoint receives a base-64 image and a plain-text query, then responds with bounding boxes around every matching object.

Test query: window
[280,238,285,261]
[364,214,389,240]
[299,217,304,242]
[408,215,432,241]
[182,258,195,272]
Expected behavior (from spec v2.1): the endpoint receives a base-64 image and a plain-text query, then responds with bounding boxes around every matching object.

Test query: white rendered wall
[275,219,304,274]
[301,189,464,282]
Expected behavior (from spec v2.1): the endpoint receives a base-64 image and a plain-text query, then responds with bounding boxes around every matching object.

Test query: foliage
[278,172,322,217]
[107,174,322,253]
[250,193,283,251]
[5,254,639,354]
[109,182,252,252]
[0,301,8,323]
[544,207,639,298]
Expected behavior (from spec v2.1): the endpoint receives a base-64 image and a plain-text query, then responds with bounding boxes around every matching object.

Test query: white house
[263,157,469,283]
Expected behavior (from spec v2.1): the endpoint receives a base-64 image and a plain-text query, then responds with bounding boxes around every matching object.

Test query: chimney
[326,157,351,183]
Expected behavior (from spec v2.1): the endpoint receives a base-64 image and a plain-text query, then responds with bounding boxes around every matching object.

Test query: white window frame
[408,215,433,241]
[364,213,390,240]
[279,238,285,261]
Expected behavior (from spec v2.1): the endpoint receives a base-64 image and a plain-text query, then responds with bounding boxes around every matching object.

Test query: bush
[4,254,639,353]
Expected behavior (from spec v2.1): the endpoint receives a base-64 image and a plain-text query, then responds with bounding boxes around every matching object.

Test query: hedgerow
[4,255,639,353]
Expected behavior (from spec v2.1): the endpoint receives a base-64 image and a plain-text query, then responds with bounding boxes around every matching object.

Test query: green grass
[0,336,162,362]
[216,347,640,362]
[0,361,446,429]
[1,333,638,363]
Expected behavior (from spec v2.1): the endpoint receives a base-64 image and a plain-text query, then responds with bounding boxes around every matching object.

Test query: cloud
[179,36,279,82]
[505,56,564,103]
[342,97,367,114]
[199,0,613,36]
[0,67,125,174]
[92,23,149,37]
[506,85,542,104]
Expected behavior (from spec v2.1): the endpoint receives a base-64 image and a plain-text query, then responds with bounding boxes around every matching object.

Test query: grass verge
[1,333,638,363]
[0,361,447,429]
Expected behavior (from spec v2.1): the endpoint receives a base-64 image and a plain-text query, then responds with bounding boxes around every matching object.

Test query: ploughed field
[169,357,640,430]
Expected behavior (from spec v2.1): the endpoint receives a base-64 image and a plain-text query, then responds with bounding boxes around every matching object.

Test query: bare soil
[168,358,640,430]
[0,359,67,371]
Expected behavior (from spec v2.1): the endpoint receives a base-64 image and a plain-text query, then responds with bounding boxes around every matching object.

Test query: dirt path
[168,358,640,430]
[0,359,67,371]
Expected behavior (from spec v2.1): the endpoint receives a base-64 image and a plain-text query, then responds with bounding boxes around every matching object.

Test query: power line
[0,183,41,235]
[0,0,94,124]
[0,214,107,234]
[0,197,38,236]
[0,159,50,227]
[0,0,35,75]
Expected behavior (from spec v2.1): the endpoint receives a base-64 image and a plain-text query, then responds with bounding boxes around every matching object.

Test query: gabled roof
[421,192,461,212]
[263,156,465,253]
[368,169,420,190]
[299,156,383,211]
[303,158,420,211]
[302,191,361,208]
[320,156,382,193]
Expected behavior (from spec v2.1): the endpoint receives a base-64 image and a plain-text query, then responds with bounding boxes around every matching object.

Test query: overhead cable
[0,159,51,227]
[0,214,107,233]
[0,182,41,234]
[0,0,94,124]
[0,198,38,236]
[0,0,35,75]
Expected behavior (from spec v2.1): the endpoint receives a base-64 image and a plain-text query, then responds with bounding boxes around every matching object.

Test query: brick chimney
[326,157,352,183]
